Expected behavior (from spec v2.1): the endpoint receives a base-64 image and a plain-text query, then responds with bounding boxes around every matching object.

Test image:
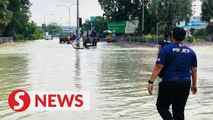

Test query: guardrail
[119,36,163,44]
[0,37,14,44]
[120,36,213,44]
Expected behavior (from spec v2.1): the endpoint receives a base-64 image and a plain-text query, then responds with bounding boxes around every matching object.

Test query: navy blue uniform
[156,43,197,81]
[159,39,171,48]
[156,43,197,120]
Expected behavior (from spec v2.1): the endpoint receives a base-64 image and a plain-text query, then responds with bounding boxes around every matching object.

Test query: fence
[0,37,14,44]
[119,35,213,44]
[119,36,164,44]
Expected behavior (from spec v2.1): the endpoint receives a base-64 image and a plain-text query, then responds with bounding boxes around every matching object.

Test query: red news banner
[8,89,90,112]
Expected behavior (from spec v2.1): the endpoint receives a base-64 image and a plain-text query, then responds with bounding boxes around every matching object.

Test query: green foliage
[201,0,213,35]
[206,24,213,35]
[136,8,155,34]
[46,22,63,36]
[82,19,91,32]
[201,0,213,22]
[3,0,31,38]
[193,28,208,37]
[93,16,108,32]
[98,0,192,35]
[149,0,192,32]
[25,22,43,40]
[0,0,12,25]
[82,16,108,33]
[1,0,43,40]
[98,0,136,21]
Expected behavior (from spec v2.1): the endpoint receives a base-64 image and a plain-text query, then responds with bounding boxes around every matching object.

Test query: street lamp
[141,0,150,37]
[43,14,54,38]
[156,21,162,44]
[44,14,54,24]
[142,0,144,37]
[57,4,74,31]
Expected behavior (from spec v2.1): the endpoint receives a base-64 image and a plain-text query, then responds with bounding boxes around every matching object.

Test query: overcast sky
[30,0,202,26]
[30,0,104,26]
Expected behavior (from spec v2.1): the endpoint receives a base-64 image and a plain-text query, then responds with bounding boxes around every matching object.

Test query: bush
[194,28,208,37]
[14,34,25,40]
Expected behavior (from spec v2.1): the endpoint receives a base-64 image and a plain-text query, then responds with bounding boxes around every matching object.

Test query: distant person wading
[148,27,198,120]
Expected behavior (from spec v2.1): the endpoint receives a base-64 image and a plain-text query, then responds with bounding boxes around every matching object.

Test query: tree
[82,19,91,32]
[98,0,192,35]
[149,0,192,33]
[98,0,117,21]
[4,0,31,37]
[2,0,43,40]
[0,0,12,26]
[94,16,108,32]
[98,0,134,21]
[201,0,213,22]
[98,0,151,35]
[46,22,63,36]
[82,16,108,33]
[201,0,213,34]
[25,21,43,40]
[0,0,12,36]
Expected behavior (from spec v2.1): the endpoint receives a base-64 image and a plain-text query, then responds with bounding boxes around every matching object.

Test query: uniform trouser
[156,81,191,120]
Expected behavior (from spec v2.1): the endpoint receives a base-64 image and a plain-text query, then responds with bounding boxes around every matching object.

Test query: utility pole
[142,0,144,37]
[156,21,162,44]
[77,0,79,36]
[43,14,53,38]
[44,14,54,24]
[141,0,150,37]
[57,5,74,32]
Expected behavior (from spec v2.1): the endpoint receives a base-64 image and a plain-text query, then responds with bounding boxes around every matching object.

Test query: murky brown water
[0,39,212,120]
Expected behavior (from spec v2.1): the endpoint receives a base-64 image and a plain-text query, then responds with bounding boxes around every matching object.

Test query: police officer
[148,27,198,120]
[158,33,171,54]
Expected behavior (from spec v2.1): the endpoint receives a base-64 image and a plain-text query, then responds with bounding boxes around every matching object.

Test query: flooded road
[0,39,213,120]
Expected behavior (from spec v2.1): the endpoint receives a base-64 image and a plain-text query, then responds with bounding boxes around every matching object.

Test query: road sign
[42,24,46,29]
[108,21,126,33]
[90,16,95,22]
[177,16,207,29]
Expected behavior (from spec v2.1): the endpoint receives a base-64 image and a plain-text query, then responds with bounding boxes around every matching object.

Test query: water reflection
[74,50,81,89]
[97,47,158,120]
[0,54,29,119]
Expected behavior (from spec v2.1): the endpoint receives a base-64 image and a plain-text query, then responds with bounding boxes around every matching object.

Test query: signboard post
[90,16,95,30]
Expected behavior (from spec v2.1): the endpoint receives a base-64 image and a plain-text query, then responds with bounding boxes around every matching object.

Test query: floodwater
[0,39,212,120]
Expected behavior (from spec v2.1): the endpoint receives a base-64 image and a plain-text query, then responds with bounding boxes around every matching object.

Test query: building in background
[61,26,77,33]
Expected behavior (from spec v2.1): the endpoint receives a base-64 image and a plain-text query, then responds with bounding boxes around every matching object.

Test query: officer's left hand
[148,84,154,95]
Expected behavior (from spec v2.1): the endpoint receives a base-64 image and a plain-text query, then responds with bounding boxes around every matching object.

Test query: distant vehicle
[45,32,53,40]
[45,35,53,40]
[106,34,117,43]
[82,31,97,46]
[59,34,71,44]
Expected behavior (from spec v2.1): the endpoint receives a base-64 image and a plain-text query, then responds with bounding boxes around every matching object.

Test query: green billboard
[108,20,139,34]
[108,21,126,33]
